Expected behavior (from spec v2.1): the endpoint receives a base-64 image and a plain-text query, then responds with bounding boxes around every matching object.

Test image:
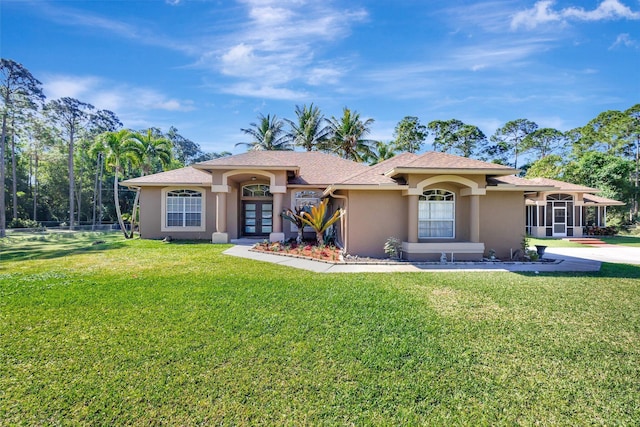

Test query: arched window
[418,189,455,238]
[242,184,272,198]
[166,189,202,227]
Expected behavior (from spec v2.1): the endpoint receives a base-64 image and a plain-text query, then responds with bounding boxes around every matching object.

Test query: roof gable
[397,151,516,171]
[196,151,370,186]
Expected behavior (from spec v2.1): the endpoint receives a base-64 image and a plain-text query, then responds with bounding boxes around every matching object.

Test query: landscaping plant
[299,198,344,246]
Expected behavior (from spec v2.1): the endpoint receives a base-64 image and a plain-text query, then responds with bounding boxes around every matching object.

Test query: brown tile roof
[388,151,517,174]
[526,177,600,192]
[488,175,556,188]
[195,151,370,186]
[336,152,417,185]
[583,194,625,206]
[121,166,211,186]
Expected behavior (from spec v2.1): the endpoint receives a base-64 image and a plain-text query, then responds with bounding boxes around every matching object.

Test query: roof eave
[120,182,210,188]
[323,184,408,195]
[488,185,556,192]
[193,164,301,174]
[385,167,519,177]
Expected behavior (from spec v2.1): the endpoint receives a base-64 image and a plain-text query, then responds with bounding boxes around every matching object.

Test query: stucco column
[470,194,480,243]
[407,194,419,243]
[212,190,229,243]
[270,192,285,242]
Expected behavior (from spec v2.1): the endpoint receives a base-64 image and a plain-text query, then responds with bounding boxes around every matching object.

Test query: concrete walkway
[220,244,633,273]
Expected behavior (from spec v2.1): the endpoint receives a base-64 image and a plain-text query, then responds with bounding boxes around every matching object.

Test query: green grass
[530,235,640,247]
[600,235,640,247]
[528,237,584,248]
[1,233,639,425]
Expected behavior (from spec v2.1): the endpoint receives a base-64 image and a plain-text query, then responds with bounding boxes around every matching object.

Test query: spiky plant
[299,199,344,246]
[281,207,308,244]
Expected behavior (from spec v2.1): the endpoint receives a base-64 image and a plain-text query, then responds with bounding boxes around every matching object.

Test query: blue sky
[2,0,639,155]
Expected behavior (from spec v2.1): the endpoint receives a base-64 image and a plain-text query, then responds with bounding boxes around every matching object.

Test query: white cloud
[219,82,309,101]
[43,75,102,101]
[511,0,561,30]
[511,0,640,30]
[201,1,367,98]
[36,2,197,55]
[563,0,640,21]
[306,66,343,86]
[42,74,194,114]
[609,33,639,49]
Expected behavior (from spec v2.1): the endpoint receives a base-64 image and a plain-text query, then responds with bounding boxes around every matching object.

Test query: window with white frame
[289,190,322,232]
[166,189,202,227]
[294,190,321,209]
[418,189,455,238]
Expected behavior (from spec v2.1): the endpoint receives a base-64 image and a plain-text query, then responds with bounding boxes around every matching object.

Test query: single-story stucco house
[121,151,623,261]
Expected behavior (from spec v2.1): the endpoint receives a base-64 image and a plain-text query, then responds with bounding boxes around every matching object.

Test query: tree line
[0,59,228,237]
[236,103,639,225]
[2,58,638,237]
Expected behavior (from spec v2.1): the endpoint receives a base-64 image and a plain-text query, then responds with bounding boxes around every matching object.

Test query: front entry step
[566,238,607,245]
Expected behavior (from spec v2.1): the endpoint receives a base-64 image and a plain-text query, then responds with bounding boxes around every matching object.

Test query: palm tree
[367,141,397,165]
[91,129,138,238]
[131,128,172,175]
[129,129,173,234]
[285,104,330,151]
[325,108,375,162]
[236,114,292,151]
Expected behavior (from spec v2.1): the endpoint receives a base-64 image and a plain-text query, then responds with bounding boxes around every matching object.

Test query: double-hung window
[418,189,455,238]
[166,189,202,228]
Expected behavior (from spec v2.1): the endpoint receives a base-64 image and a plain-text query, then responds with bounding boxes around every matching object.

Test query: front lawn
[600,235,640,247]
[1,234,639,425]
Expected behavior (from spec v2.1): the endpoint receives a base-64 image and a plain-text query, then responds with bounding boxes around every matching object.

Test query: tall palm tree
[325,108,375,162]
[131,128,172,175]
[367,141,397,165]
[128,129,173,235]
[285,104,330,151]
[91,129,138,238]
[236,113,292,151]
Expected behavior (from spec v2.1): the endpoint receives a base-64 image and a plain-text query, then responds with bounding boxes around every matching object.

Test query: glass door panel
[242,201,272,236]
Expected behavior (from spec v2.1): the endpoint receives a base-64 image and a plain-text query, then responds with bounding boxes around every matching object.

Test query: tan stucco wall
[212,169,288,188]
[407,173,486,189]
[138,186,216,240]
[480,191,525,259]
[345,190,407,258]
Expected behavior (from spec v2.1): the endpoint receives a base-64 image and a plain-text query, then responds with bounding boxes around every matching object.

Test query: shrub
[8,218,45,231]
[384,237,402,259]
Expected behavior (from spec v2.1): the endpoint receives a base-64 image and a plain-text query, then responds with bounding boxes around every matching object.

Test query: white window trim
[161,187,207,232]
[418,189,455,239]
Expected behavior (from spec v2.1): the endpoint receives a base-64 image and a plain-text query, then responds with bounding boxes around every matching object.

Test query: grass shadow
[0,232,128,263]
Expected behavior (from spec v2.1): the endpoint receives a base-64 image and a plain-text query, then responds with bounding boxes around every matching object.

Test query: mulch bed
[252,241,343,262]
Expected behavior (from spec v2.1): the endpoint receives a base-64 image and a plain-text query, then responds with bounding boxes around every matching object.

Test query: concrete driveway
[544,245,640,265]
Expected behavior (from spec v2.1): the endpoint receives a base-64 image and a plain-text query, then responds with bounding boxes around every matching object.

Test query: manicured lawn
[529,237,584,248]
[531,235,640,248]
[600,235,640,247]
[1,233,639,425]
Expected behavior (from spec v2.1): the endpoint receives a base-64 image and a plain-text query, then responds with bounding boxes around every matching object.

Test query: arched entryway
[241,184,273,237]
